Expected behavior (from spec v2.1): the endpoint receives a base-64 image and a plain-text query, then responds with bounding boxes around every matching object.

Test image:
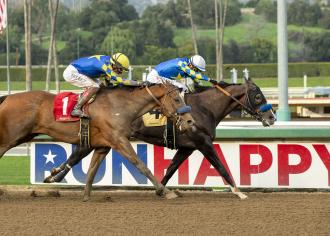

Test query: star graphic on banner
[43,150,57,164]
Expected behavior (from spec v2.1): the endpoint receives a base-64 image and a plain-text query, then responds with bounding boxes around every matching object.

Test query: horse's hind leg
[83,147,110,202]
[44,146,93,183]
[0,147,10,158]
[0,134,37,158]
[113,137,178,199]
[156,148,194,196]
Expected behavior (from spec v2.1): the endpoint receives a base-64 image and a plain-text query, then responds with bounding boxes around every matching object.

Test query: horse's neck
[128,87,159,118]
[188,85,245,125]
[104,88,157,120]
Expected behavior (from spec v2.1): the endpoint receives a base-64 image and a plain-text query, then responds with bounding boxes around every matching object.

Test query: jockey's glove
[209,79,218,85]
[123,79,141,87]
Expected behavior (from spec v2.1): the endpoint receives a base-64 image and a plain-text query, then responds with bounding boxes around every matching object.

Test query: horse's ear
[244,77,253,84]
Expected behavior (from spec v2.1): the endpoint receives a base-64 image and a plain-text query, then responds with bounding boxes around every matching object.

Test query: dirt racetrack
[0,187,329,236]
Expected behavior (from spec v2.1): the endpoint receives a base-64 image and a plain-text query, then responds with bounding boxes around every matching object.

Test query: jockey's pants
[146,69,188,93]
[63,65,100,88]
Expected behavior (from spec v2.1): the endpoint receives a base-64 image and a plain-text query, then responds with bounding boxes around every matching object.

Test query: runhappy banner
[31,141,330,188]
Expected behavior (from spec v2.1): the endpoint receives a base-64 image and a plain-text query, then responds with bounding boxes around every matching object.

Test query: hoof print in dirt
[30,190,61,198]
[174,190,183,197]
[104,196,113,202]
[30,190,38,197]
[47,191,61,197]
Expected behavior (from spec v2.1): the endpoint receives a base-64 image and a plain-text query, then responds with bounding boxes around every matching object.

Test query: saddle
[53,92,94,148]
[142,109,167,127]
[53,92,95,122]
[142,110,176,149]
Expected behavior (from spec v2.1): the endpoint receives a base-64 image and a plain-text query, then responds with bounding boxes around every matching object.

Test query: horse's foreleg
[114,138,178,199]
[156,148,194,196]
[83,147,110,202]
[198,140,248,200]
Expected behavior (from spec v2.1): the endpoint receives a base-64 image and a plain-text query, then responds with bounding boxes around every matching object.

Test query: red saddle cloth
[53,92,80,122]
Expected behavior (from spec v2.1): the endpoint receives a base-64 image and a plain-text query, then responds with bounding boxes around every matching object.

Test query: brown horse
[47,79,275,201]
[0,82,195,198]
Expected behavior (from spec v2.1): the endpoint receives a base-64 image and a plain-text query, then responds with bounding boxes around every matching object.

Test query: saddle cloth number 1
[53,92,79,122]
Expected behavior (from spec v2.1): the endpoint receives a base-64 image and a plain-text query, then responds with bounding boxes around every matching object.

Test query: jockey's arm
[178,61,210,83]
[103,67,140,86]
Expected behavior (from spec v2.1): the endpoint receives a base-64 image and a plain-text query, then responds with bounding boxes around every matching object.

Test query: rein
[145,85,177,119]
[214,84,266,122]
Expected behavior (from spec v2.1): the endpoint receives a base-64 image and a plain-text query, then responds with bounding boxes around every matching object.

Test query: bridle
[145,84,191,127]
[214,84,272,122]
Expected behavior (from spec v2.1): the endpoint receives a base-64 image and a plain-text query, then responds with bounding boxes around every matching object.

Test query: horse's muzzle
[177,112,196,133]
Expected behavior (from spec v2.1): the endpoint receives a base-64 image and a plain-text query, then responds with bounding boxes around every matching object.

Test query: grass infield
[0,156,30,185]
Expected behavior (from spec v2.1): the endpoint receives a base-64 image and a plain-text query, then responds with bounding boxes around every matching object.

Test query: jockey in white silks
[146,55,217,93]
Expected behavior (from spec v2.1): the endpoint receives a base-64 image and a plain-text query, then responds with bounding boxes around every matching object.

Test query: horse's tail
[0,96,7,105]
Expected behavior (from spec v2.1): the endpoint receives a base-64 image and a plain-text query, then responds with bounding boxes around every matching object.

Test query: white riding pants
[63,65,100,88]
[146,69,188,92]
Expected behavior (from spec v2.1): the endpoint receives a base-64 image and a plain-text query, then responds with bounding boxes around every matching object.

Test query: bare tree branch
[187,0,198,54]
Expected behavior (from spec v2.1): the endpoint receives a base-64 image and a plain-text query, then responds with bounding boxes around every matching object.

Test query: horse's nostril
[187,120,194,126]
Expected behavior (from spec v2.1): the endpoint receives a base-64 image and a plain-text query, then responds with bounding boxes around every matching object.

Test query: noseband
[214,84,272,122]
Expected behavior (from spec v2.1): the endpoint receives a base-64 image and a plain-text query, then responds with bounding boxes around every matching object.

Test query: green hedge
[1,62,329,81]
[204,62,330,79]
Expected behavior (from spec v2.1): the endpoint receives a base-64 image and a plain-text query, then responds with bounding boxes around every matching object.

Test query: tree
[139,45,177,64]
[187,0,198,54]
[46,0,59,92]
[142,0,241,28]
[251,38,276,63]
[101,26,136,61]
[304,32,330,61]
[31,0,49,45]
[288,0,322,26]
[255,0,277,22]
[78,0,138,47]
[24,0,32,91]
[320,9,330,29]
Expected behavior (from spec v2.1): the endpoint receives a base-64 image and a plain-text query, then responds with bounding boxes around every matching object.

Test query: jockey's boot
[71,87,99,118]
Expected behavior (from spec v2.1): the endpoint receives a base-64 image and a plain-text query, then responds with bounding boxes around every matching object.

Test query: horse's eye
[174,98,180,103]
[255,94,262,104]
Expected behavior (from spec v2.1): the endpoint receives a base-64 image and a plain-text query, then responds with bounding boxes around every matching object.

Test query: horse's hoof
[155,189,164,197]
[230,187,248,200]
[50,168,60,176]
[82,195,90,202]
[237,192,248,200]
[43,176,55,183]
[164,191,178,200]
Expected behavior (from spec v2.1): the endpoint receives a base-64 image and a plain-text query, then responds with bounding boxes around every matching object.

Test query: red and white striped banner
[0,0,7,34]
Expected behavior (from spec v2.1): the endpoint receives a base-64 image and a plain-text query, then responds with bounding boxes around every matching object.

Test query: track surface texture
[0,187,329,236]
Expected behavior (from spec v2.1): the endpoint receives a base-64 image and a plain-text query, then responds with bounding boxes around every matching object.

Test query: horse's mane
[0,96,7,105]
[100,83,158,93]
[191,81,240,94]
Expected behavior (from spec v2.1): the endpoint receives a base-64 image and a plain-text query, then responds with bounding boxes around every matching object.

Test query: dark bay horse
[47,78,275,201]
[0,82,195,199]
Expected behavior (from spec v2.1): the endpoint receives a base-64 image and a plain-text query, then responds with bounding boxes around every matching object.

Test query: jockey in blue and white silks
[147,55,217,92]
[63,53,138,117]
